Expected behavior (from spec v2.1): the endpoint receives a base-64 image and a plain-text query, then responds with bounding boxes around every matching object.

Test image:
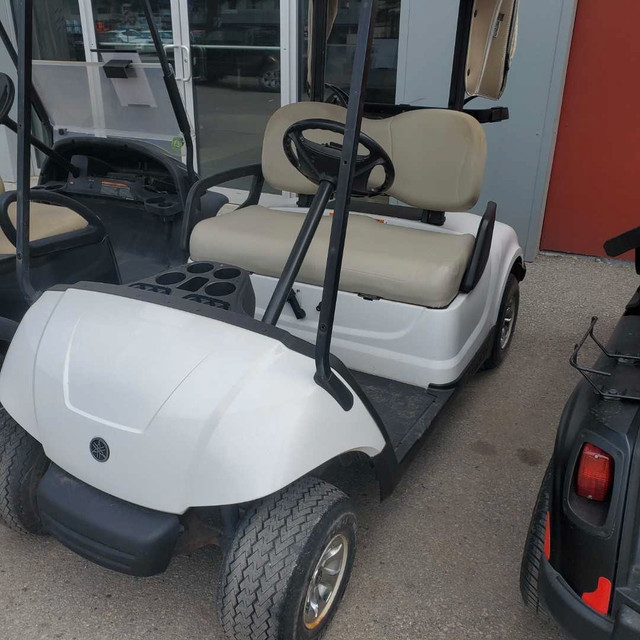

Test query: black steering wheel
[324,83,349,108]
[283,118,395,197]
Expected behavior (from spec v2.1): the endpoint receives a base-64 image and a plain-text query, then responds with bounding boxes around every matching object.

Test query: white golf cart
[0,1,522,639]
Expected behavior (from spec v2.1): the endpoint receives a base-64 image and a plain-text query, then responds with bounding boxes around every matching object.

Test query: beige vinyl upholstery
[263,103,487,212]
[466,0,519,100]
[0,179,88,255]
[190,104,487,308]
[191,206,475,309]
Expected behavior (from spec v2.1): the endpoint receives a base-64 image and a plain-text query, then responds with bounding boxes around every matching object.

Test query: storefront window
[189,0,282,181]
[92,0,173,63]
[301,0,401,103]
[15,0,86,61]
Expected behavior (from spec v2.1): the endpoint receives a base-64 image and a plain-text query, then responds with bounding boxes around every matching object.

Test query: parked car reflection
[192,25,280,93]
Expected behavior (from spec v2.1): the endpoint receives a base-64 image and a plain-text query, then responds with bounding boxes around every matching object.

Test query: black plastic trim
[539,557,614,640]
[38,464,180,577]
[460,201,496,293]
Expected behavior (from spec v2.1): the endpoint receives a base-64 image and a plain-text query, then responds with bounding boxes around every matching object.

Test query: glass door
[176,0,293,193]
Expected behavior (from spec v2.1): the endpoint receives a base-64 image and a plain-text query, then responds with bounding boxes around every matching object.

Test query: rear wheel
[218,476,356,640]
[520,465,552,616]
[484,273,520,369]
[0,406,49,534]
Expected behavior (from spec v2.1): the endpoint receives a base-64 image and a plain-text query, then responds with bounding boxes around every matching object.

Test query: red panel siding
[541,1,640,258]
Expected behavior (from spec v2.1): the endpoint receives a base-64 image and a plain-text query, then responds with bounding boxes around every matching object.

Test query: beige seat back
[263,103,487,212]
[466,0,519,100]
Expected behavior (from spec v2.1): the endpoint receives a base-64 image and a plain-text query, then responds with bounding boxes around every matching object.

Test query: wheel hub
[303,533,349,630]
[500,298,516,350]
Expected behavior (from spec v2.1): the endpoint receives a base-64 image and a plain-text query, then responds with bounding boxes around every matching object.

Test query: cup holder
[44,183,64,191]
[205,282,236,297]
[214,267,241,280]
[187,262,214,274]
[156,272,186,285]
[178,277,208,292]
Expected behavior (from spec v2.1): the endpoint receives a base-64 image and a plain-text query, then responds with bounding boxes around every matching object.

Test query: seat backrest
[262,102,487,212]
[466,0,519,100]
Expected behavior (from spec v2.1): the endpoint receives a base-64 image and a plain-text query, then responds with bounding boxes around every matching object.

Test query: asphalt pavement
[1,253,637,640]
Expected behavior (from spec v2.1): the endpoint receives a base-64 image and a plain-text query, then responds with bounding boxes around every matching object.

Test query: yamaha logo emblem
[90,438,110,463]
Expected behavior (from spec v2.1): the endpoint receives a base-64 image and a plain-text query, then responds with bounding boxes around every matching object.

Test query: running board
[352,371,455,462]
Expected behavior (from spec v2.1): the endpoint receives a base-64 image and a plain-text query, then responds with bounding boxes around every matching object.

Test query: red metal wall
[541,0,640,258]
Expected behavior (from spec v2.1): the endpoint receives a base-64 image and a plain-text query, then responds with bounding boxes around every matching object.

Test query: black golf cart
[521,231,640,639]
[0,2,226,345]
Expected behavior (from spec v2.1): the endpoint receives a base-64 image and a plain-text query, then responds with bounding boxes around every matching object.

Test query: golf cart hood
[0,288,385,513]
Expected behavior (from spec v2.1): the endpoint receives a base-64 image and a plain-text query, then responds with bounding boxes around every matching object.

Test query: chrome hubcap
[500,298,516,350]
[303,534,349,630]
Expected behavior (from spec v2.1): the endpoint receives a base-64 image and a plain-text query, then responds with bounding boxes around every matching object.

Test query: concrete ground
[1,253,637,640]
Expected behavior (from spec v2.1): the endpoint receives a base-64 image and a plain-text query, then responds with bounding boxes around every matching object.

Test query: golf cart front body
[0,285,386,514]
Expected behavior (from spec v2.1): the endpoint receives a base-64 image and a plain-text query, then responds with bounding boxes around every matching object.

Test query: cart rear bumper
[539,558,640,640]
[37,464,180,577]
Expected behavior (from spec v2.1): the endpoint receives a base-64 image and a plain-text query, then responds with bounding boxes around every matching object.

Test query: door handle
[163,44,192,82]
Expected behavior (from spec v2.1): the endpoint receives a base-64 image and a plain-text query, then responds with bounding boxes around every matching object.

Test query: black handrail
[0,190,107,249]
[181,163,264,251]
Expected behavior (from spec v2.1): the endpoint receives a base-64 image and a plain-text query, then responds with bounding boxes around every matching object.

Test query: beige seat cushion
[263,103,487,213]
[190,206,475,308]
[0,201,88,255]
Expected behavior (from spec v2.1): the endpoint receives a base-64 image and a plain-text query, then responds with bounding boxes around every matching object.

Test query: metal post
[313,0,376,411]
[15,0,36,304]
[309,0,328,101]
[0,17,52,143]
[448,0,475,110]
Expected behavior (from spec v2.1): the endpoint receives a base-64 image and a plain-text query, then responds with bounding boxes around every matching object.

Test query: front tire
[520,465,552,616]
[0,406,49,534]
[218,477,356,640]
[484,273,520,369]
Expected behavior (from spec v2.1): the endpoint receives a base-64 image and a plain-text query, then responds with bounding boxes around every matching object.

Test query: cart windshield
[31,53,183,157]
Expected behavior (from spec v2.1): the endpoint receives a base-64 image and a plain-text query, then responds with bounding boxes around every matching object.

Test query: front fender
[0,288,385,513]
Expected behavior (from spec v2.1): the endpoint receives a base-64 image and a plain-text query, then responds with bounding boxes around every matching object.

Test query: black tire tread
[218,476,350,640]
[0,406,48,534]
[520,464,552,617]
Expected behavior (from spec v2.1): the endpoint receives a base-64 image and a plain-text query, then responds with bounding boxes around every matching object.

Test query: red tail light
[576,444,613,502]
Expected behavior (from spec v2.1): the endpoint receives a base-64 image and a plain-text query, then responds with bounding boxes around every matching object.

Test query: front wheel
[218,477,356,640]
[0,406,49,534]
[484,273,520,369]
